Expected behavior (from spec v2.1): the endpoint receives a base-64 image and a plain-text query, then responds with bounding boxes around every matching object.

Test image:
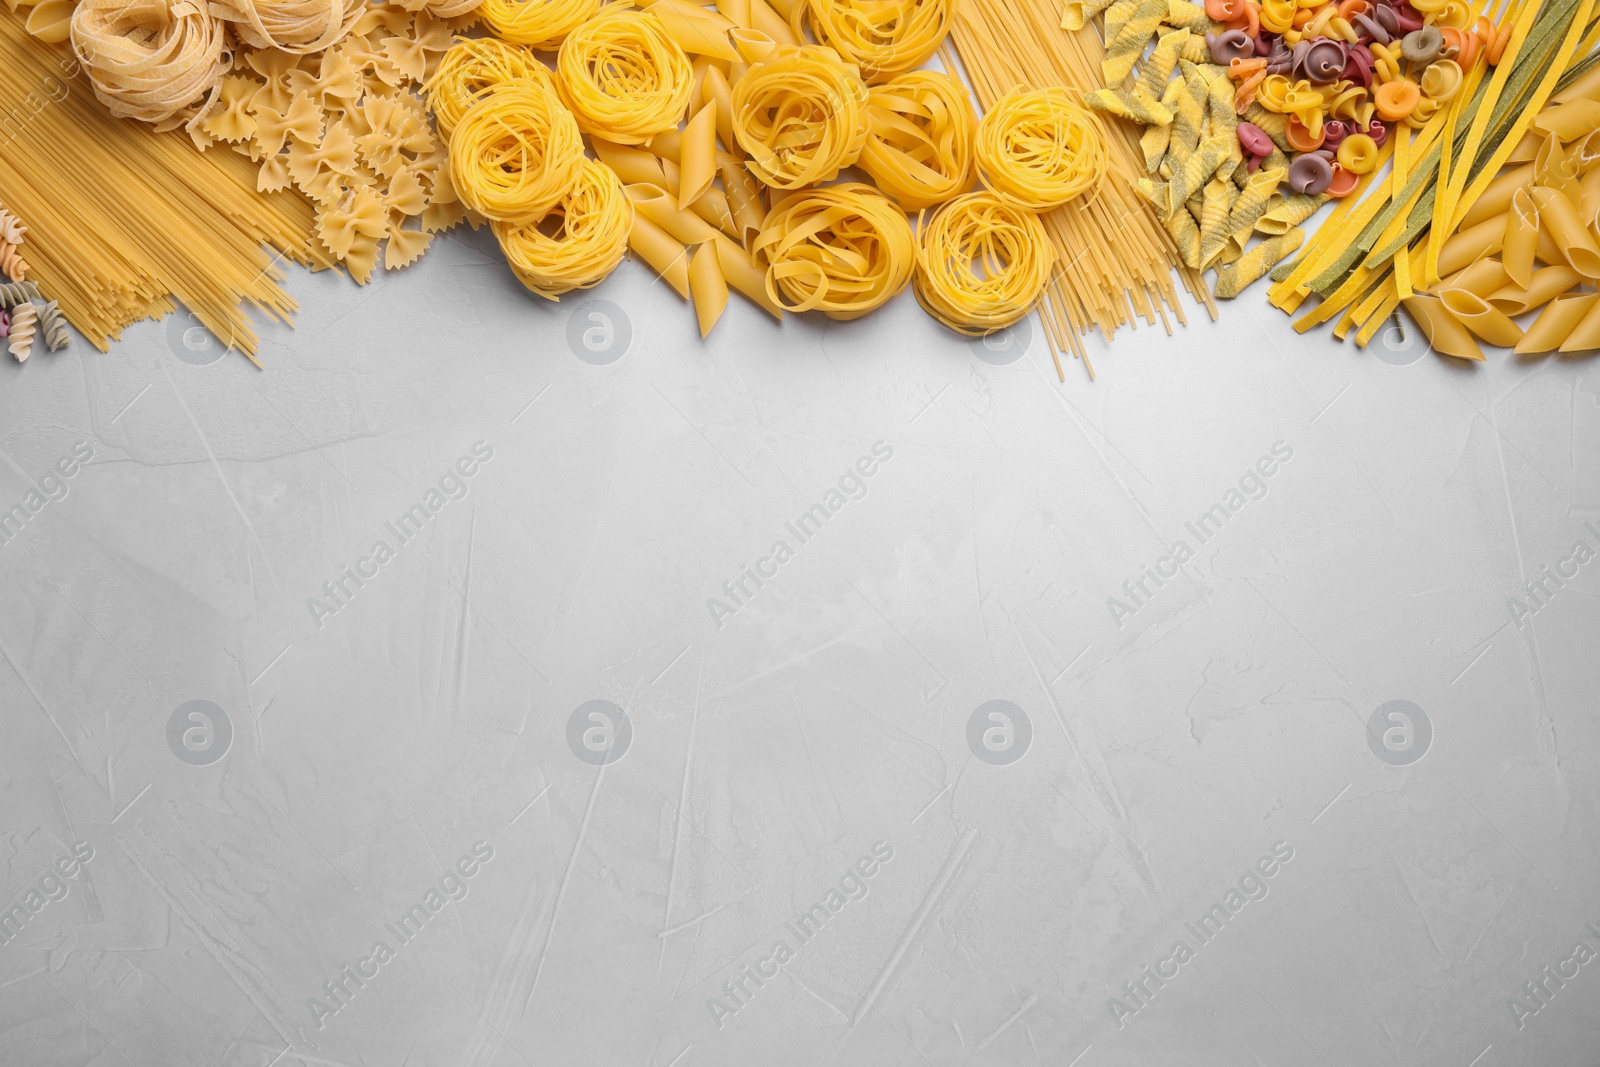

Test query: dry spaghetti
[492,158,633,298]
[753,183,916,318]
[914,190,1056,334]
[449,77,585,224]
[480,0,598,49]
[426,37,556,137]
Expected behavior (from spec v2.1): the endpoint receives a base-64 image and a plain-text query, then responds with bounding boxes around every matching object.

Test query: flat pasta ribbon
[71,0,229,123]
[859,70,977,211]
[731,45,870,189]
[792,0,956,83]
[753,183,915,318]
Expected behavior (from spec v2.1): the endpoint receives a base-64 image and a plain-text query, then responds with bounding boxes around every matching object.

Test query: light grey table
[1,223,1596,1067]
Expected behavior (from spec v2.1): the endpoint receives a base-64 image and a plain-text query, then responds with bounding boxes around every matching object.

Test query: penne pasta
[627,183,722,245]
[1401,293,1484,361]
[1515,293,1598,353]
[679,99,718,209]
[712,234,784,318]
[1439,288,1524,348]
[1502,187,1539,289]
[1486,266,1581,316]
[689,241,730,336]
[627,211,692,298]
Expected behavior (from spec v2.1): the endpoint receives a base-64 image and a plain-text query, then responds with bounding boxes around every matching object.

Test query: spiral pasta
[732,45,870,190]
[975,88,1107,211]
[450,78,585,224]
[913,191,1056,335]
[492,159,633,298]
[70,0,229,124]
[209,0,359,54]
[859,70,976,212]
[0,243,27,282]
[7,300,35,362]
[752,184,915,319]
[426,37,556,137]
[557,9,693,144]
[481,0,598,49]
[793,0,956,83]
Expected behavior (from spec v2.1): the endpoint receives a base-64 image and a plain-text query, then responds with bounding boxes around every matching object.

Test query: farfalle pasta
[752,183,915,319]
[731,45,870,189]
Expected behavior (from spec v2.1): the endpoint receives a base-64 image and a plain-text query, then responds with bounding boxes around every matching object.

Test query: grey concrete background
[1,222,1597,1067]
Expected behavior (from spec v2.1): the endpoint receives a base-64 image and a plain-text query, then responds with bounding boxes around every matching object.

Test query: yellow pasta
[712,234,784,318]
[731,45,870,189]
[792,0,956,82]
[209,0,359,54]
[859,70,976,211]
[481,0,598,49]
[1215,228,1303,299]
[679,99,718,209]
[753,183,914,318]
[492,159,632,299]
[1487,266,1581,316]
[70,0,229,125]
[1401,293,1484,360]
[1516,294,1599,354]
[1502,188,1538,290]
[689,241,730,336]
[426,37,557,138]
[558,9,693,143]
[449,78,585,224]
[628,211,692,298]
[1528,187,1600,277]
[1438,288,1523,348]
[975,88,1107,211]
[626,183,721,245]
[913,190,1055,334]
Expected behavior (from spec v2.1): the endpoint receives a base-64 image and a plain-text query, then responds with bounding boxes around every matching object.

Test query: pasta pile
[0,203,68,361]
[413,0,1089,339]
[0,10,322,357]
[1267,0,1600,351]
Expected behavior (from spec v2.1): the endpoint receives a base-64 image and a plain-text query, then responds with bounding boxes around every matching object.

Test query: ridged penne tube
[712,234,783,318]
[1214,228,1303,298]
[1528,188,1600,277]
[1502,188,1539,289]
[1438,289,1523,349]
[1401,294,1483,360]
[591,138,667,187]
[748,0,797,45]
[1458,163,1535,229]
[729,27,777,64]
[628,211,691,298]
[1580,168,1600,230]
[1552,62,1600,106]
[679,100,718,209]
[1533,134,1581,202]
[689,242,729,336]
[721,162,766,246]
[1515,294,1598,354]
[1435,216,1505,279]
[1488,266,1580,317]
[627,184,721,245]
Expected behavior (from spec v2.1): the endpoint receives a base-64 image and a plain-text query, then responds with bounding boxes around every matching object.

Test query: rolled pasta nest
[914,190,1056,334]
[794,0,956,83]
[753,183,916,319]
[480,0,598,49]
[492,158,633,298]
[209,0,360,54]
[975,87,1108,211]
[70,0,229,124]
[448,77,585,224]
[859,69,977,212]
[557,9,693,144]
[426,37,557,137]
[732,44,870,190]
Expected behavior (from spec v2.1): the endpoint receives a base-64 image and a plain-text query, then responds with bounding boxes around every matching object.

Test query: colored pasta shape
[859,70,977,211]
[0,243,27,282]
[753,184,915,319]
[449,78,585,224]
[492,159,633,298]
[557,9,693,144]
[426,37,556,137]
[0,281,41,308]
[731,45,870,190]
[793,0,956,83]
[975,88,1107,211]
[7,300,36,362]
[210,0,360,54]
[913,191,1055,334]
[70,0,230,124]
[38,300,71,351]
[481,0,598,49]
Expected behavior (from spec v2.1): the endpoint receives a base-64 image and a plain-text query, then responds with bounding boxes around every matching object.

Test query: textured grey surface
[1,224,1598,1067]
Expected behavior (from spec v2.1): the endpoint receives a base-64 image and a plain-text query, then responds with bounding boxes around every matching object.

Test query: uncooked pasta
[752,183,915,318]
[481,0,598,49]
[859,70,976,211]
[731,44,870,189]
[792,0,956,82]
[70,0,229,124]
[556,8,693,143]
[492,158,633,298]
[449,78,586,224]
[426,37,557,137]
[209,0,360,54]
[975,87,1107,211]
[913,190,1056,334]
